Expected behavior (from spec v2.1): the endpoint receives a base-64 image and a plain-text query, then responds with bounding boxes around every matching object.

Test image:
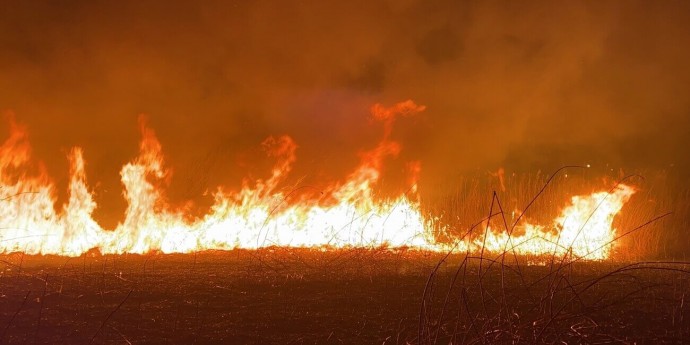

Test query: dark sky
[1,1,689,225]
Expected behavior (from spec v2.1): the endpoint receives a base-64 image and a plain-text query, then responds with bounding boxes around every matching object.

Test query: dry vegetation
[416,168,690,344]
[419,254,690,344]
[0,250,688,344]
[0,249,440,344]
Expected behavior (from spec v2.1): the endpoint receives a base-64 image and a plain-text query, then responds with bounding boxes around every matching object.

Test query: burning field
[2,1,690,344]
[0,102,640,259]
[0,101,687,344]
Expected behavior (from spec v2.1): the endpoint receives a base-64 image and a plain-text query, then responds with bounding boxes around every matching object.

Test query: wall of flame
[0,101,634,259]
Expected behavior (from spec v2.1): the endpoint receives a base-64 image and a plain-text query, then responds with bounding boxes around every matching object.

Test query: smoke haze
[1,1,689,225]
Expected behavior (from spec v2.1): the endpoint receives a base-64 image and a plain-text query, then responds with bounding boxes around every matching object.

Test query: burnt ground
[0,249,689,344]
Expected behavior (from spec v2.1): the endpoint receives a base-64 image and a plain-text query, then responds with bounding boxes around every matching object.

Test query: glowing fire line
[0,101,634,258]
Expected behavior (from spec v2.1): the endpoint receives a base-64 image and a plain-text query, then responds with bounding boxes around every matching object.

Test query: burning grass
[1,157,688,343]
[412,170,690,343]
[0,102,670,259]
[423,167,690,261]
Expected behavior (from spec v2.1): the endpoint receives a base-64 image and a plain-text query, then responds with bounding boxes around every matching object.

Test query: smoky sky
[1,1,689,225]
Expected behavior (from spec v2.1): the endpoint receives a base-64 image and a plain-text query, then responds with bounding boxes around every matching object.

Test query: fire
[470,184,636,260]
[0,103,635,259]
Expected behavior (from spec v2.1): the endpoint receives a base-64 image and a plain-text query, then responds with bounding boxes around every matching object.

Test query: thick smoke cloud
[1,1,689,225]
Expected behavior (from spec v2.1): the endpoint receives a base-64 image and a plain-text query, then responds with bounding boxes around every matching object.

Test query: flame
[470,184,636,260]
[0,104,635,259]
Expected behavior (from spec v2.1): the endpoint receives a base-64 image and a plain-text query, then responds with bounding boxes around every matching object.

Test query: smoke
[1,1,689,225]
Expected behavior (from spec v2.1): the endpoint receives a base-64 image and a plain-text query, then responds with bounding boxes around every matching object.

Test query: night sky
[1,1,689,225]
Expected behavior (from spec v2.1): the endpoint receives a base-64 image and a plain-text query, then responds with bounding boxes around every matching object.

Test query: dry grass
[419,256,690,344]
[0,250,688,344]
[0,249,442,344]
[417,167,690,344]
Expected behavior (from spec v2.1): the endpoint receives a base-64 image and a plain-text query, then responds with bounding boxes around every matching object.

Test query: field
[2,170,690,344]
[1,249,689,344]
[1,169,689,344]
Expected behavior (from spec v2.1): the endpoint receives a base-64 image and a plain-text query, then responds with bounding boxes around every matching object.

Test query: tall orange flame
[0,103,634,259]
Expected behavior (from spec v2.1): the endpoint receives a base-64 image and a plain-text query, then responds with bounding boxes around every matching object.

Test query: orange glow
[472,184,636,260]
[0,103,634,259]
